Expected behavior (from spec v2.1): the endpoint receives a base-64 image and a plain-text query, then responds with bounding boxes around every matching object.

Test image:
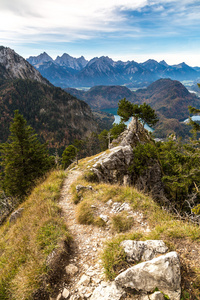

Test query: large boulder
[115,251,181,300]
[120,240,168,262]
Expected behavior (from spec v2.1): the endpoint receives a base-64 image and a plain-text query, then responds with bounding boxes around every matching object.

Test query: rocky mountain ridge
[27,52,200,88]
[0,46,50,85]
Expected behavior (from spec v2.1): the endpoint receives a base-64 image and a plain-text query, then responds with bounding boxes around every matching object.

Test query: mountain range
[27,52,200,88]
[1,46,200,142]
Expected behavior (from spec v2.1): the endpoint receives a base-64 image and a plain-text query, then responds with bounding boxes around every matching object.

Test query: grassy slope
[1,153,200,299]
[0,170,71,300]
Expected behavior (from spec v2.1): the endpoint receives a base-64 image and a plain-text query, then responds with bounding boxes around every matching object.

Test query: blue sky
[1,0,200,66]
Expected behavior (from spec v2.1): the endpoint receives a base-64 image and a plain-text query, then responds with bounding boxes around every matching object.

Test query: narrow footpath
[59,169,113,299]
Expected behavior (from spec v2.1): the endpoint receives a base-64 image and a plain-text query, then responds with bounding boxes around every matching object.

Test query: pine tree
[117,98,158,132]
[0,111,54,199]
[62,145,77,169]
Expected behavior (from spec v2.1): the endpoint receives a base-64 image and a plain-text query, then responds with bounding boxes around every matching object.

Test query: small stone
[106,199,113,206]
[56,293,62,300]
[9,208,24,223]
[99,214,108,222]
[76,185,85,193]
[62,288,70,299]
[65,264,79,276]
[85,292,92,298]
[92,277,101,284]
[101,281,108,287]
[77,274,91,286]
[150,291,165,300]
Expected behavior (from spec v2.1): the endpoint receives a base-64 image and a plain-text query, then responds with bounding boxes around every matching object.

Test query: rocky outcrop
[89,251,181,300]
[91,118,166,201]
[92,145,134,185]
[0,46,49,85]
[115,251,181,300]
[110,117,150,149]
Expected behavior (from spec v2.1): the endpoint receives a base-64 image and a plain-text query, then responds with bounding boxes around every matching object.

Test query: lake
[101,108,154,132]
[184,116,200,123]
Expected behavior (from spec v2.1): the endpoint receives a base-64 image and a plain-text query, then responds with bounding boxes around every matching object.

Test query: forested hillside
[0,79,98,154]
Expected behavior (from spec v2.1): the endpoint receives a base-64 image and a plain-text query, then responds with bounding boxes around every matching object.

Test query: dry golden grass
[0,170,71,300]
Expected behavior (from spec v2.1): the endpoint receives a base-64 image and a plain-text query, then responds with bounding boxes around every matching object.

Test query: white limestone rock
[115,251,181,300]
[139,292,165,300]
[62,288,70,299]
[90,281,126,300]
[77,274,91,286]
[120,240,168,262]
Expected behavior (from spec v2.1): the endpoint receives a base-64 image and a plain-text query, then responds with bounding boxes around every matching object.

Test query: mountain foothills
[0,47,100,154]
[27,52,200,88]
[66,79,200,138]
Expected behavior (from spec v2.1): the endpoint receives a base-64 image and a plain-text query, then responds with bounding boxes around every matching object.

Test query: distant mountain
[0,46,50,85]
[27,52,200,88]
[65,85,138,109]
[0,46,100,153]
[55,53,88,70]
[65,79,200,138]
[135,78,200,121]
[66,79,200,120]
[27,52,54,67]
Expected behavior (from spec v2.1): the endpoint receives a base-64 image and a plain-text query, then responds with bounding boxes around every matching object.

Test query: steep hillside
[0,79,98,153]
[0,46,49,85]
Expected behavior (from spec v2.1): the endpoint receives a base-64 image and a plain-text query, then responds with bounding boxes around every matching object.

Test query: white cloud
[0,0,199,43]
[1,0,200,67]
